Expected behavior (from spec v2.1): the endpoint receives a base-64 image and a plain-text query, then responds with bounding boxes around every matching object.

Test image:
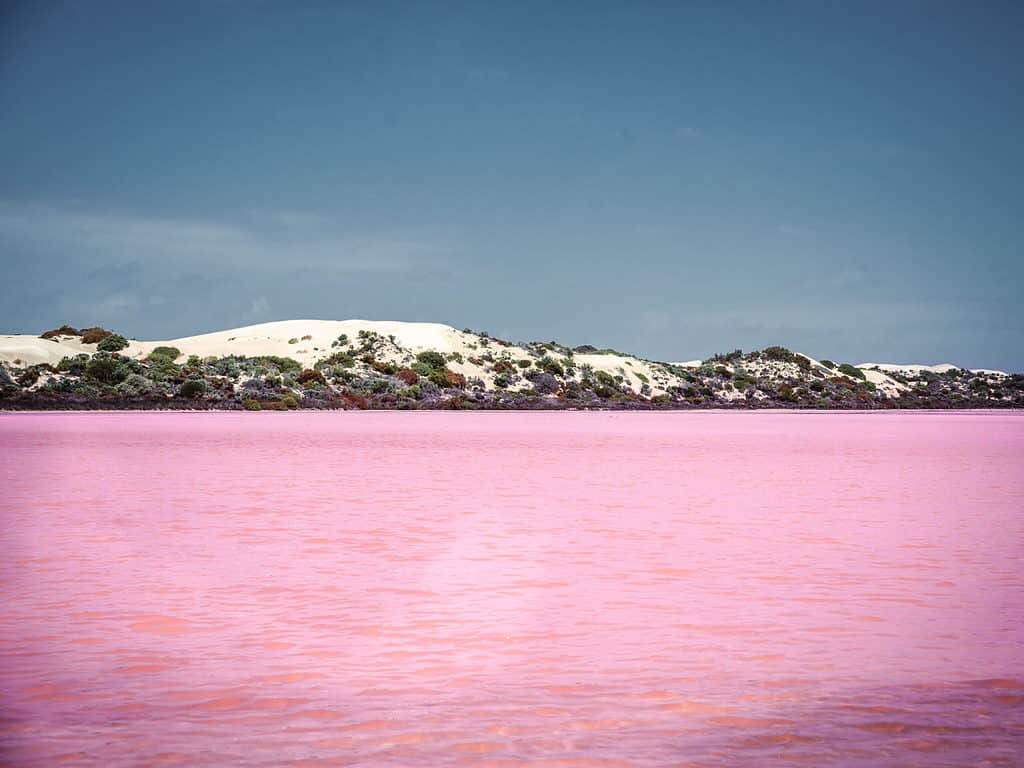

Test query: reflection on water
[1,411,1022,766]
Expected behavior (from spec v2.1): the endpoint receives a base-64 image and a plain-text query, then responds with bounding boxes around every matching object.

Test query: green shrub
[116,373,156,397]
[537,356,564,376]
[251,356,302,375]
[204,356,239,378]
[179,378,207,398]
[147,346,181,363]
[57,354,89,375]
[733,372,758,387]
[319,351,355,369]
[96,333,128,352]
[708,349,743,363]
[761,346,798,363]
[428,369,450,388]
[415,350,447,372]
[778,384,798,403]
[371,360,397,375]
[281,393,300,409]
[516,359,532,369]
[243,398,262,411]
[85,354,128,384]
[838,363,866,381]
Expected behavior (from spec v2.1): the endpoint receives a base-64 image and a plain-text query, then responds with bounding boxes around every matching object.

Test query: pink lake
[1,411,1022,766]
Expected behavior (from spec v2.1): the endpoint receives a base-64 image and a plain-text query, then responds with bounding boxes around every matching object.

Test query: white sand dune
[859,362,1007,377]
[0,320,682,395]
[0,320,1003,398]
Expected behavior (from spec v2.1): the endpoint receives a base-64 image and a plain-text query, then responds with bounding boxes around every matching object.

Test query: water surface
[1,411,1022,766]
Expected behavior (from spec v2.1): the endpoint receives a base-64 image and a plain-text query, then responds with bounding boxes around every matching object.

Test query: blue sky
[1,1,1021,368]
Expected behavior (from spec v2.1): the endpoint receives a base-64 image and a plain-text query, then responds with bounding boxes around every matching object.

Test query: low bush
[427,369,450,388]
[40,325,80,339]
[318,351,355,369]
[527,371,559,394]
[16,367,43,387]
[57,354,89,375]
[760,346,798,363]
[537,356,564,376]
[297,368,327,386]
[85,354,129,385]
[341,391,369,409]
[708,349,743,363]
[97,333,129,352]
[80,327,113,344]
[243,399,262,411]
[147,346,181,363]
[116,373,156,398]
[444,370,467,388]
[371,360,397,375]
[415,350,447,372]
[281,393,300,409]
[396,367,419,385]
[250,356,302,375]
[838,363,866,381]
[179,378,207,398]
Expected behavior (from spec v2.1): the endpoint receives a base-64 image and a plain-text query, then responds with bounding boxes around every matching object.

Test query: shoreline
[4,407,1022,415]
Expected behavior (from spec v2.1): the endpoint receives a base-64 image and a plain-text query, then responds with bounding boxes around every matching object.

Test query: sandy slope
[0,320,683,395]
[859,362,1008,376]
[2,320,998,397]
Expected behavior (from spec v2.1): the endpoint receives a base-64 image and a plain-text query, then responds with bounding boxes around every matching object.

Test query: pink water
[1,412,1022,767]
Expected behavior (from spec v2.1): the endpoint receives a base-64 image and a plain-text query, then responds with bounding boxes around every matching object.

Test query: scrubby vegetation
[40,325,80,339]
[80,327,113,344]
[838,363,866,380]
[2,324,1021,411]
[96,334,129,352]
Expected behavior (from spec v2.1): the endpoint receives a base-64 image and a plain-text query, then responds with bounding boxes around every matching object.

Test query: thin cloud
[0,201,448,274]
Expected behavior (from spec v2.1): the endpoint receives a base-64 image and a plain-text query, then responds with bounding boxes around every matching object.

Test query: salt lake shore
[2,411,1023,767]
[1,319,1021,411]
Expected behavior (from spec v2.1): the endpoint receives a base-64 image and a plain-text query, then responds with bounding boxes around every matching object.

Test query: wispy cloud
[0,201,448,274]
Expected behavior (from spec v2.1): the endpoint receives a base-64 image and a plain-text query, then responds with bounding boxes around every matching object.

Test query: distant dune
[0,320,1018,410]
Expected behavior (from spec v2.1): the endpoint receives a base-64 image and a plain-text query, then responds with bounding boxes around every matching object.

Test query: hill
[1,320,1020,410]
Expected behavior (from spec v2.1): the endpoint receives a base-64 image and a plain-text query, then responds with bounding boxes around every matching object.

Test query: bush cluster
[80,327,113,344]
